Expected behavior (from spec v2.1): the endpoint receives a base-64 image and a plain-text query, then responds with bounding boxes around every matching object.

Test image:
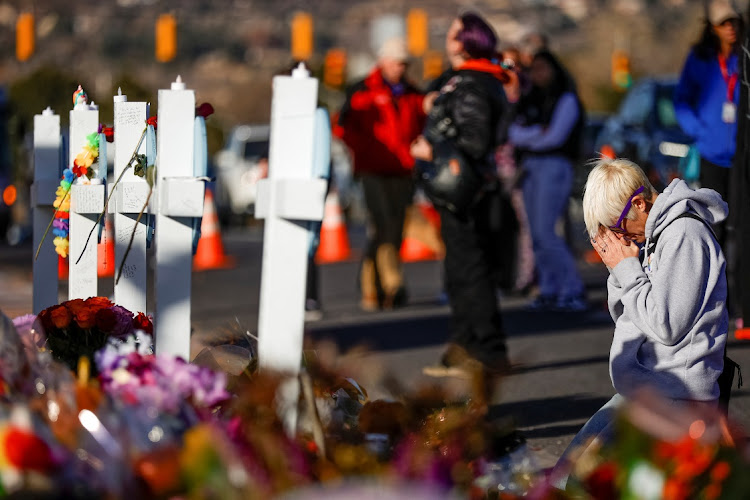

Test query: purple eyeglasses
[609,185,645,234]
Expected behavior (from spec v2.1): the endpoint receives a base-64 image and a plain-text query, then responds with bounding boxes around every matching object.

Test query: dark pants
[730,154,750,322]
[360,174,414,298]
[700,159,731,248]
[306,255,318,303]
[485,188,519,291]
[439,194,508,370]
[733,209,750,324]
[701,159,738,316]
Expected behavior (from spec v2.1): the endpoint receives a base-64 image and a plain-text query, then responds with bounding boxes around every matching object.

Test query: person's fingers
[596,241,608,255]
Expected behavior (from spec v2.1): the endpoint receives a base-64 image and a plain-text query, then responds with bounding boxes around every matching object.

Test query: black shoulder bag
[650,212,742,415]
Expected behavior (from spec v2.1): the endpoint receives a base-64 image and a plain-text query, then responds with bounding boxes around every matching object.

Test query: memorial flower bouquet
[33,297,152,374]
[95,333,229,415]
[563,393,750,500]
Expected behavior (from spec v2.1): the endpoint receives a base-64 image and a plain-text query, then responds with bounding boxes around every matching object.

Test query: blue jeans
[551,393,624,489]
[521,155,584,299]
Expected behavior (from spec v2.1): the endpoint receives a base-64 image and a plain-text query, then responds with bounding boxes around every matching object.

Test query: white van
[213,124,269,223]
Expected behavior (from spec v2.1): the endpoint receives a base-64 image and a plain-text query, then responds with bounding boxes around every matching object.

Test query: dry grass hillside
[0,0,741,137]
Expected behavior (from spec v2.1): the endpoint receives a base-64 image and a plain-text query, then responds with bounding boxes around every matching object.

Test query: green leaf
[133,154,148,178]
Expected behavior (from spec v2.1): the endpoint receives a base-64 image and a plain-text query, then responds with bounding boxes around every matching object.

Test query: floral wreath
[49,87,102,258]
[52,131,100,258]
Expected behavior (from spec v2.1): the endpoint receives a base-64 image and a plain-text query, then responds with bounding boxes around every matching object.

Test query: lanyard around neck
[718,54,738,102]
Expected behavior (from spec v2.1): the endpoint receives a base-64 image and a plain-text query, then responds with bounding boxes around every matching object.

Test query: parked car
[595,77,694,190]
[214,123,365,226]
[213,124,270,224]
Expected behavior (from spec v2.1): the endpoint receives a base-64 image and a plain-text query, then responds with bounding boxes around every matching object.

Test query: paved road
[2,226,750,468]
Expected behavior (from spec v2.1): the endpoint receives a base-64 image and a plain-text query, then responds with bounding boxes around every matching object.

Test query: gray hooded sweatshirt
[607,179,728,401]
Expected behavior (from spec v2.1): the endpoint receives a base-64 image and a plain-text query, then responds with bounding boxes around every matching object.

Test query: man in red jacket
[335,38,426,310]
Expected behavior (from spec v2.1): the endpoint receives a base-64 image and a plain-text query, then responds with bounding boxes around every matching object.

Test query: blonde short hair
[582,157,656,238]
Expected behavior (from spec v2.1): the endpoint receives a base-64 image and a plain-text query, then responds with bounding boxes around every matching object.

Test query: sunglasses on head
[608,185,645,234]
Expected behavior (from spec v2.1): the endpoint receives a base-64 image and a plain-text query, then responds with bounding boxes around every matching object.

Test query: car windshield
[618,81,653,126]
[655,84,680,130]
[244,140,269,160]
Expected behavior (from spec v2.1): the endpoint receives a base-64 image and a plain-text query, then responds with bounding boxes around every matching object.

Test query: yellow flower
[83,144,98,157]
[55,186,68,198]
[53,236,69,258]
[53,195,70,211]
[179,424,216,473]
[76,150,94,168]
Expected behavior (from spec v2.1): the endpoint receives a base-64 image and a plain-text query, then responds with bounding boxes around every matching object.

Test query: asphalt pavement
[2,224,750,469]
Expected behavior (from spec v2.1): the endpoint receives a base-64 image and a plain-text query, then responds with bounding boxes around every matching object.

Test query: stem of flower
[116,185,153,285]
[75,128,147,265]
[74,163,130,265]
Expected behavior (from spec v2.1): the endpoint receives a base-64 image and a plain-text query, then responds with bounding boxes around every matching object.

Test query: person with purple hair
[413,12,518,402]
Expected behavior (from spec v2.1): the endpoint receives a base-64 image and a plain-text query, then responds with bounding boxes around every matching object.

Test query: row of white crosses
[31,77,205,361]
[31,68,330,432]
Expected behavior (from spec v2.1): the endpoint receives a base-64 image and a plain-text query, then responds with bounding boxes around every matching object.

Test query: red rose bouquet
[34,297,152,373]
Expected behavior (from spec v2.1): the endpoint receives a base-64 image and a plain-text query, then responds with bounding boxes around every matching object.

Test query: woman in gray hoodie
[553,157,728,486]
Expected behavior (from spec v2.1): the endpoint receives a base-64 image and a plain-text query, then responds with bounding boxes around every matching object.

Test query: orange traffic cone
[416,194,441,231]
[98,216,115,278]
[193,188,236,271]
[400,195,443,262]
[400,236,440,262]
[600,144,616,159]
[58,255,69,280]
[315,191,351,264]
[583,248,603,264]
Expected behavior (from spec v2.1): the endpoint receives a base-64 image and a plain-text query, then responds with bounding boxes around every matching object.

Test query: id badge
[722,101,737,123]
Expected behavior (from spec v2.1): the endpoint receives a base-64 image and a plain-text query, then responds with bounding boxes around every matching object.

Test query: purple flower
[191,366,230,406]
[95,345,124,374]
[154,354,230,407]
[109,305,134,337]
[95,333,153,373]
[12,314,36,337]
[96,335,228,415]
[12,314,45,351]
[52,219,69,231]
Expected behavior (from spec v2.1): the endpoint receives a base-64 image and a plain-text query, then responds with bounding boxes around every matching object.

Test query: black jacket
[424,67,510,163]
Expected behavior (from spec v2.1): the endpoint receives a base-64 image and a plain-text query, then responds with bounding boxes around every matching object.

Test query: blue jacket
[674,50,739,167]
